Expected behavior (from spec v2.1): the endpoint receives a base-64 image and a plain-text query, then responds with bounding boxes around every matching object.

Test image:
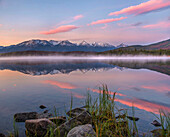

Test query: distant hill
[103,39,170,55]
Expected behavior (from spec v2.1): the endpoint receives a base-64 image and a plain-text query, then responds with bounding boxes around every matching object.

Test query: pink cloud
[42,80,78,89]
[89,17,127,25]
[57,14,84,26]
[0,24,2,27]
[40,25,79,35]
[73,14,84,20]
[143,21,170,29]
[109,0,170,16]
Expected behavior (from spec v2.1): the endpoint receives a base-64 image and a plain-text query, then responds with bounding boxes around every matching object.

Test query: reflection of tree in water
[0,60,169,76]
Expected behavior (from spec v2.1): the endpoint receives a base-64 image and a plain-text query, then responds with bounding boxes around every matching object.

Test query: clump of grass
[85,85,136,137]
[152,110,170,137]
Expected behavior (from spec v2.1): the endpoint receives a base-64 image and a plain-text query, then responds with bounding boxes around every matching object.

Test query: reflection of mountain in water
[0,60,169,76]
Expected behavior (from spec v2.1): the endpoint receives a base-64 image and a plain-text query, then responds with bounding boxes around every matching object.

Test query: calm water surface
[0,58,170,136]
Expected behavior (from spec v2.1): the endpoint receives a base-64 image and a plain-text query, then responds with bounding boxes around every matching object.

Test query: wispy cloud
[58,14,84,25]
[0,24,2,27]
[88,17,127,26]
[109,0,170,16]
[143,21,170,29]
[73,14,83,20]
[118,22,143,28]
[40,25,79,35]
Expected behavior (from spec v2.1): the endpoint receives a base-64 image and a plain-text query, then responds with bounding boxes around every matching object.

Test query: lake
[0,56,170,136]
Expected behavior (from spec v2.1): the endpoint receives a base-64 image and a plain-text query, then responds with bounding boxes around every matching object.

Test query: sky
[0,0,170,46]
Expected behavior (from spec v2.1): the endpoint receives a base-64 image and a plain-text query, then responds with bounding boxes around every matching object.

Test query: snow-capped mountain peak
[117,43,128,48]
[49,40,60,46]
[17,39,50,47]
[59,40,73,46]
[79,40,90,46]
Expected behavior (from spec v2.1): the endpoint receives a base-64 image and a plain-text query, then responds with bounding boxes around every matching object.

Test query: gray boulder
[49,116,66,126]
[14,112,38,122]
[25,118,56,137]
[54,111,92,137]
[67,108,85,118]
[67,124,96,137]
[37,112,52,119]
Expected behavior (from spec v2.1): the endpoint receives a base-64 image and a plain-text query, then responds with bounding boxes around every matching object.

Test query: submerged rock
[151,120,161,127]
[43,110,48,114]
[49,116,66,126]
[66,108,85,118]
[54,111,92,137]
[127,116,139,121]
[0,133,5,137]
[67,124,96,137]
[39,105,46,109]
[25,118,56,137]
[14,112,38,122]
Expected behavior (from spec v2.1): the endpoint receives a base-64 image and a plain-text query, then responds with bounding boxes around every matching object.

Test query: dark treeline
[100,49,170,56]
[0,49,170,57]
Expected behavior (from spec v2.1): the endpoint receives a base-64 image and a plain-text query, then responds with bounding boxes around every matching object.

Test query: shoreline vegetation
[3,85,170,137]
[0,49,170,57]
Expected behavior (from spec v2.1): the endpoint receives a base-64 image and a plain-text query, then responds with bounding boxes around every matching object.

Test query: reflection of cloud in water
[42,80,84,99]
[141,85,170,92]
[42,80,78,89]
[115,97,170,114]
[89,88,126,97]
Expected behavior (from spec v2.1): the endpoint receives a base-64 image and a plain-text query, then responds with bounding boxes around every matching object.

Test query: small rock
[37,112,52,119]
[54,111,92,137]
[115,114,126,119]
[127,116,139,121]
[39,105,46,109]
[151,120,161,127]
[49,116,66,126]
[66,108,85,118]
[43,110,48,114]
[67,124,96,137]
[25,118,56,137]
[14,112,38,122]
[0,133,5,137]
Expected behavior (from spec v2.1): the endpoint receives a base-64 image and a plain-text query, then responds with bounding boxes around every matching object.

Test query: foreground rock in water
[39,105,46,109]
[0,133,5,137]
[37,112,52,119]
[14,112,52,122]
[14,112,38,122]
[151,120,161,127]
[67,124,96,137]
[25,118,56,137]
[54,111,92,137]
[127,116,139,121]
[66,108,85,118]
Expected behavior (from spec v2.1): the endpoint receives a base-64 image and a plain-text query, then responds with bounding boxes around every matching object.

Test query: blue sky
[0,0,170,46]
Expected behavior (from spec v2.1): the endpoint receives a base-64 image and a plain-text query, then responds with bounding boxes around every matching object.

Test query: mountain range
[0,39,169,55]
[0,40,122,53]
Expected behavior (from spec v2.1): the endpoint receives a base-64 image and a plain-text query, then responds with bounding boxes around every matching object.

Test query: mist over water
[0,55,170,61]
